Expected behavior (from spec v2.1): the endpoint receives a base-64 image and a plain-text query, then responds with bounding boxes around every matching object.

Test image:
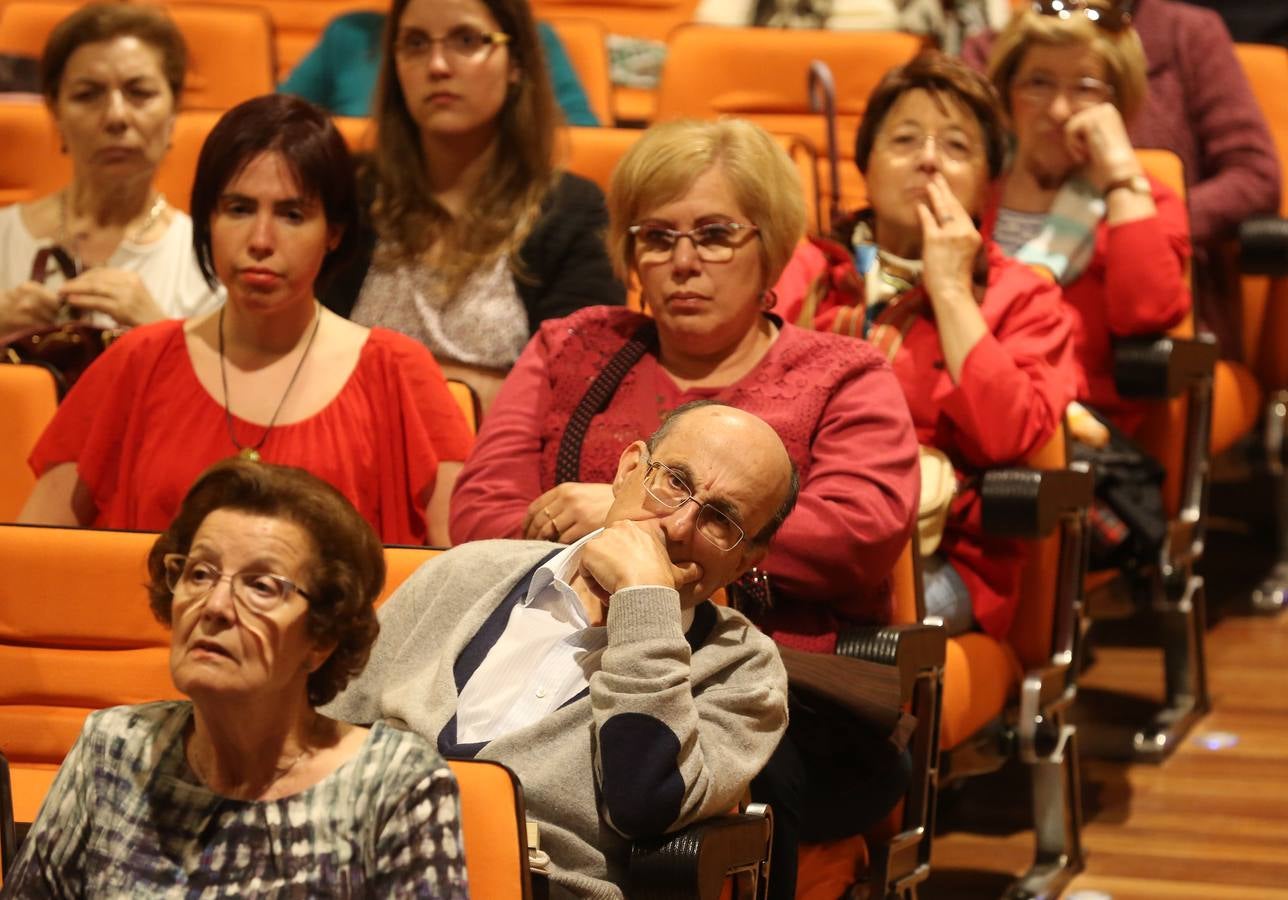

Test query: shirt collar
[525,529,696,631]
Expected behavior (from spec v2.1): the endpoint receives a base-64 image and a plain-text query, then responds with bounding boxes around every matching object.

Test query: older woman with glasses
[965,0,1277,357]
[786,51,1077,641]
[4,459,468,897]
[981,0,1190,437]
[320,0,623,411]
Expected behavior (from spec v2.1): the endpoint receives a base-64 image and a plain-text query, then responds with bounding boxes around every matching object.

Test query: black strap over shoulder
[554,320,658,484]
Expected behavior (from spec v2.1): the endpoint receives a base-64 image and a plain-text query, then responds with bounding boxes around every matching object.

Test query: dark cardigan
[320,170,626,332]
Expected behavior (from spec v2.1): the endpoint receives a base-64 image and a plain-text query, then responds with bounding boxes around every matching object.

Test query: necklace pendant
[238,447,261,462]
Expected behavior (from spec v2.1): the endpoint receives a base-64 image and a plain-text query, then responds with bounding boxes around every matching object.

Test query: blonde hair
[607,118,805,289]
[987,3,1148,123]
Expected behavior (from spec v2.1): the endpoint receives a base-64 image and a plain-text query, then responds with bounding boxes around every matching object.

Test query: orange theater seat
[544,17,613,125]
[0,365,58,523]
[0,1,274,111]
[0,101,68,207]
[445,759,533,900]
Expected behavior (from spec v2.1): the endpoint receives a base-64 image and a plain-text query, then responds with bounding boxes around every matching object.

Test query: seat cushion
[796,835,870,900]
[940,632,1022,751]
[1211,359,1262,458]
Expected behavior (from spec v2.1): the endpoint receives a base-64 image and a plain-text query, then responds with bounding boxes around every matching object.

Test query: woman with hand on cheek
[983,1,1190,436]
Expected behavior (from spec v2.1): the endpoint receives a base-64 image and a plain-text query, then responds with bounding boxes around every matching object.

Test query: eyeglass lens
[644,463,744,550]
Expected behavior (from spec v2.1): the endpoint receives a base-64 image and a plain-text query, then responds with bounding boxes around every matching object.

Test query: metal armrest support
[981,467,1094,539]
[837,623,946,900]
[627,806,773,900]
[1239,214,1288,276]
[1113,334,1218,399]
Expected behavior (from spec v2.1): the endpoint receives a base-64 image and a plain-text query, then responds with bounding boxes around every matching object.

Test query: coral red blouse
[30,320,473,544]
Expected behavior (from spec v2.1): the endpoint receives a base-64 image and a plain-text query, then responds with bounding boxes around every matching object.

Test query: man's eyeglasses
[643,460,747,551]
[1032,0,1133,32]
[394,26,511,63]
[628,222,760,264]
[1013,72,1114,110]
[163,554,314,614]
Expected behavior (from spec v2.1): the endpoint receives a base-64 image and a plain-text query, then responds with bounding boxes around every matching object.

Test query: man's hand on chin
[579,520,703,606]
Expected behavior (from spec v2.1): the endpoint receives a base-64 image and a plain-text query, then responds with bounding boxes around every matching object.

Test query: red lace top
[30,320,474,544]
[451,306,920,644]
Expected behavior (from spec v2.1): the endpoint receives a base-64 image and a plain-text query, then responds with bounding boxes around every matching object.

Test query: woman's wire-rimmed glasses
[628,222,760,264]
[1012,72,1115,110]
[163,553,314,613]
[394,26,511,63]
[1032,0,1133,32]
[642,460,747,551]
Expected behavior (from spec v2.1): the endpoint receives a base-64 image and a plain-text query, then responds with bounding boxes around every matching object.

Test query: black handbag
[0,246,122,398]
[1070,408,1167,573]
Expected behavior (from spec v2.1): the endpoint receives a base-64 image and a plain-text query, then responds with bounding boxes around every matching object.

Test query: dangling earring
[760,288,778,311]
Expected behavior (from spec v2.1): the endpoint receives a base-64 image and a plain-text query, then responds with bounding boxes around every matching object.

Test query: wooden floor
[923,477,1288,899]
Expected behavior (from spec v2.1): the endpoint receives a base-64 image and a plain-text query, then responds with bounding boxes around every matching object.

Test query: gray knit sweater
[324,540,789,899]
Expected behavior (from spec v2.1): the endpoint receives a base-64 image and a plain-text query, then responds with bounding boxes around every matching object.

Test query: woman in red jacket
[788,51,1078,640]
[982,0,1191,437]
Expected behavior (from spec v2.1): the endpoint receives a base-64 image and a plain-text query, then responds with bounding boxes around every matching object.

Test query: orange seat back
[446,378,482,435]
[333,114,377,153]
[0,101,69,206]
[0,2,275,111]
[545,17,613,125]
[0,365,58,522]
[654,25,921,228]
[445,758,533,900]
[153,109,222,212]
[558,125,640,193]
[1234,43,1288,387]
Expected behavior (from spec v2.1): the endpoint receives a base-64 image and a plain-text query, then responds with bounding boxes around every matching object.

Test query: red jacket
[982,175,1191,435]
[780,241,1077,639]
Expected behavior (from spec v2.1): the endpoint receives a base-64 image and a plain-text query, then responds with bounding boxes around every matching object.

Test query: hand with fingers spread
[577,518,704,605]
[522,482,614,543]
[1063,102,1142,193]
[2,282,63,333]
[60,268,165,327]
[917,174,982,309]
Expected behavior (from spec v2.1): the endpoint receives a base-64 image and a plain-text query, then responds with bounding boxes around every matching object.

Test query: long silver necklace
[59,189,168,270]
[219,302,322,461]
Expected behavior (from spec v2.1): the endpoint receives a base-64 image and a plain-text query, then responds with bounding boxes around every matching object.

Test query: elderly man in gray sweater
[326,402,795,898]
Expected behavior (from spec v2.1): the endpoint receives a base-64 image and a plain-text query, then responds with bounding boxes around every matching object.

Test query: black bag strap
[29,245,79,285]
[554,321,658,484]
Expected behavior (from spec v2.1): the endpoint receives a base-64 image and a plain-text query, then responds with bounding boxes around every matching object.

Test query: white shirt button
[535,688,547,699]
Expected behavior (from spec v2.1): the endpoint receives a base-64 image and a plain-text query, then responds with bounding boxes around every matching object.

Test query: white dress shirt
[454,531,692,744]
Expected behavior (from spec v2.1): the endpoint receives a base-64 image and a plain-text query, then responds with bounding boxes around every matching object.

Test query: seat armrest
[835,624,946,702]
[981,467,1094,539]
[1113,335,1217,399]
[627,808,772,900]
[1239,214,1288,276]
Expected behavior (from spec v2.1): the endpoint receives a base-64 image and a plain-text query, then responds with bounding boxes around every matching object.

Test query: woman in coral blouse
[787,52,1077,641]
[982,0,1190,436]
[21,95,472,545]
[452,117,919,639]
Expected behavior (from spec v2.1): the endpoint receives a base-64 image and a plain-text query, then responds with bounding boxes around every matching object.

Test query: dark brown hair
[190,94,360,291]
[369,0,557,292]
[854,50,1009,179]
[41,2,187,103]
[146,459,385,707]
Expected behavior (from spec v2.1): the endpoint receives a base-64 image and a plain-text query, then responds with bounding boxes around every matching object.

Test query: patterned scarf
[1005,176,1104,286]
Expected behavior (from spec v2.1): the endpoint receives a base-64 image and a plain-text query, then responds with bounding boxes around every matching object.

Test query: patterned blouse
[4,701,469,898]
